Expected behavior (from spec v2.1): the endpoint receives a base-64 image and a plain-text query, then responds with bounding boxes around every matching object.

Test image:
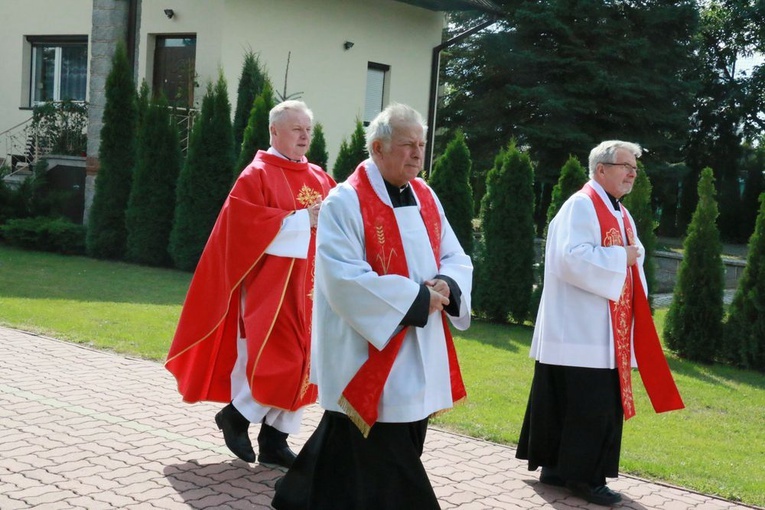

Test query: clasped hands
[426,278,450,315]
[308,200,322,228]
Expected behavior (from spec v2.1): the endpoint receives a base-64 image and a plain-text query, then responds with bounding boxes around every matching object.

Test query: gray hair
[365,103,428,155]
[588,140,642,178]
[269,100,314,127]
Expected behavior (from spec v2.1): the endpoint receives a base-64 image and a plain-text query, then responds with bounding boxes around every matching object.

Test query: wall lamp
[164,9,175,19]
[343,41,354,50]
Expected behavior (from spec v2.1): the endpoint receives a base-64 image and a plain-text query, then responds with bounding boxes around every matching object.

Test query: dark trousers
[272,411,440,510]
[516,362,624,486]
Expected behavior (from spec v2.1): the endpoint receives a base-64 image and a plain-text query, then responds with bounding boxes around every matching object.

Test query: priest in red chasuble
[516,140,684,506]
[272,103,473,509]
[165,100,336,469]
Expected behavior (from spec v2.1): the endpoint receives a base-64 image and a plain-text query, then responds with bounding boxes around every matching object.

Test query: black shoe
[566,482,622,506]
[539,467,566,487]
[215,403,256,463]
[259,446,297,469]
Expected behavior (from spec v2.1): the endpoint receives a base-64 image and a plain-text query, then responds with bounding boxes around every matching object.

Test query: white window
[29,38,88,105]
[364,63,390,125]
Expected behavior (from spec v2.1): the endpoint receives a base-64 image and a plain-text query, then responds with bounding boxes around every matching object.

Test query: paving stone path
[0,326,760,509]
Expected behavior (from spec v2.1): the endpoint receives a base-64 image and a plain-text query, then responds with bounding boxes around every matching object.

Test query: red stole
[582,183,684,419]
[339,163,467,437]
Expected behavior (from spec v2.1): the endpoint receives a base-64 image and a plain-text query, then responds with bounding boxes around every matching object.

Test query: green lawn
[1,245,763,507]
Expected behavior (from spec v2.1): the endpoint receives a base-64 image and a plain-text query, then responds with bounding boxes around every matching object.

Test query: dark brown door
[152,36,197,107]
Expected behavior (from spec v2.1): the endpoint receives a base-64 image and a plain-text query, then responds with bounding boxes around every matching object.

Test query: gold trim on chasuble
[603,226,635,417]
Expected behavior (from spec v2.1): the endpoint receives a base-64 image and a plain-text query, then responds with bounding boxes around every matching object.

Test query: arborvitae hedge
[332,120,366,182]
[125,94,181,266]
[170,75,235,272]
[429,131,474,257]
[664,167,725,363]
[546,155,587,230]
[476,142,536,324]
[86,42,137,259]
[622,167,658,309]
[235,80,274,177]
[306,122,329,171]
[233,51,268,154]
[723,192,765,371]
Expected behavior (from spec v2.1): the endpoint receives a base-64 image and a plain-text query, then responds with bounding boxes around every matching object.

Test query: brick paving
[0,325,760,510]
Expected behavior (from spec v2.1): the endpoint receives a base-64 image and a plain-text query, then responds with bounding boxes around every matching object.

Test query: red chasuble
[166,151,335,411]
[339,163,467,437]
[582,183,684,418]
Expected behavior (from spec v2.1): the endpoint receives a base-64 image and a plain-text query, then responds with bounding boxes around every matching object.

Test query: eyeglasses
[602,162,638,173]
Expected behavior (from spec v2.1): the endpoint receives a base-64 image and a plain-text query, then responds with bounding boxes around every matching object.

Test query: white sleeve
[264,209,311,259]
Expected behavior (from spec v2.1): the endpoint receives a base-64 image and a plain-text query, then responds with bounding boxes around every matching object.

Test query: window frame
[26,35,89,107]
[364,62,391,126]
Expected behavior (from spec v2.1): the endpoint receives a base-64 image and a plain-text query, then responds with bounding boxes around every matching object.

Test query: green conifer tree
[233,51,267,154]
[235,80,274,177]
[622,166,658,309]
[332,139,352,182]
[136,80,150,130]
[306,122,329,171]
[723,192,765,371]
[664,167,725,363]
[546,155,588,229]
[475,141,536,323]
[125,94,181,266]
[170,75,235,271]
[332,120,366,182]
[429,131,474,256]
[86,42,137,259]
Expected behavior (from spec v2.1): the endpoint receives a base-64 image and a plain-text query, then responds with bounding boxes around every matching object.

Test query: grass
[1,244,764,507]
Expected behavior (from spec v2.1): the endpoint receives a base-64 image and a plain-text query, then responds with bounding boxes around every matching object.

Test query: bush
[235,80,274,177]
[664,167,724,363]
[332,120,366,182]
[170,74,235,272]
[125,94,182,266]
[1,216,86,255]
[86,42,137,259]
[31,100,88,156]
[306,122,329,171]
[723,192,765,371]
[429,131,474,257]
[475,141,536,324]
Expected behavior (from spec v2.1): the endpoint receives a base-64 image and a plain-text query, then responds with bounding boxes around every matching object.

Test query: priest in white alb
[516,140,684,506]
[272,103,473,510]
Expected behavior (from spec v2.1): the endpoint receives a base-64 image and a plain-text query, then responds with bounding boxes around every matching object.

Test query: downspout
[424,17,497,176]
[127,0,138,71]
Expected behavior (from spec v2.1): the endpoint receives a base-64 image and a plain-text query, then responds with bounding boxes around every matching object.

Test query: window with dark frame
[28,37,88,106]
[364,62,390,126]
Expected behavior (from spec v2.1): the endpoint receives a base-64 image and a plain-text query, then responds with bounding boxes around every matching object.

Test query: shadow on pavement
[164,459,281,509]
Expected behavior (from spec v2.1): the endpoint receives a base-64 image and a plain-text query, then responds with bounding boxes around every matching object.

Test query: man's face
[271,109,312,160]
[373,122,425,187]
[595,149,638,199]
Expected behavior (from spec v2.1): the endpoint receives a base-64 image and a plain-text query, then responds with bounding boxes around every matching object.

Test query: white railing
[0,117,36,172]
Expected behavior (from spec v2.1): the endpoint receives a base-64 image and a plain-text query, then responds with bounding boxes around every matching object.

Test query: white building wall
[0,0,92,138]
[139,0,444,170]
[1,0,444,172]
